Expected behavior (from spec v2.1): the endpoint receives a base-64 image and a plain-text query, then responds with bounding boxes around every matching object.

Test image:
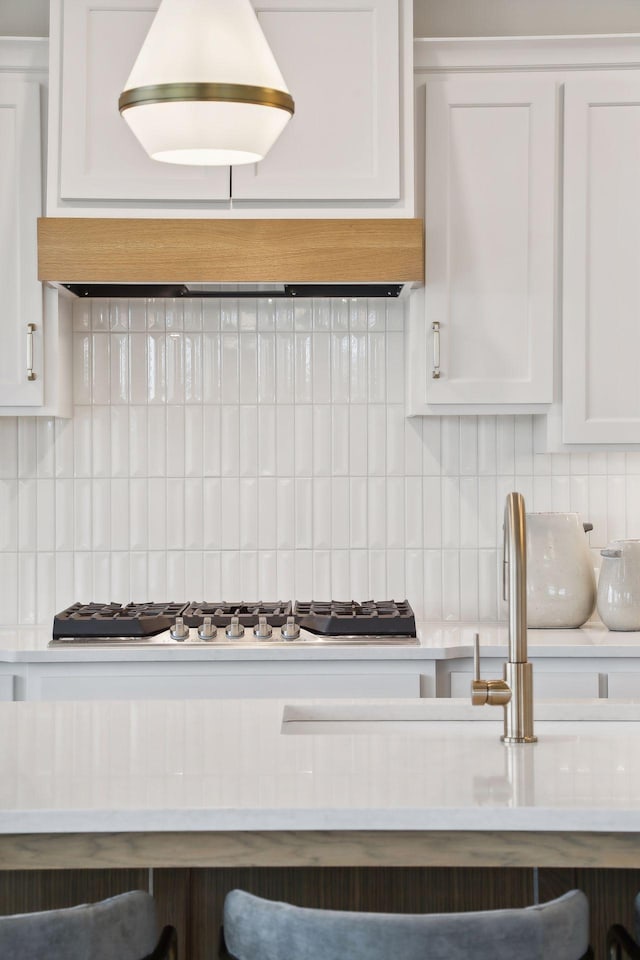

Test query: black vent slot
[62,283,403,299]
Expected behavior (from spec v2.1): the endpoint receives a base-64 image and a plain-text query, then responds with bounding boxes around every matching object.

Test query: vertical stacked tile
[2,294,640,624]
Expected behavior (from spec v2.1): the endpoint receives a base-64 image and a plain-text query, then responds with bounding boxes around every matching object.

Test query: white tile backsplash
[37,479,55,552]
[313,477,332,550]
[0,555,18,624]
[6,295,640,624]
[184,478,204,550]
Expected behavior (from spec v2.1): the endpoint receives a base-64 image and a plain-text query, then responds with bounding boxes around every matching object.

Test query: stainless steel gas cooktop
[50,600,419,646]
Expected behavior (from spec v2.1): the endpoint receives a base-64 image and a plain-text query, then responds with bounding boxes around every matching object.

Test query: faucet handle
[472,633,488,705]
[471,633,511,708]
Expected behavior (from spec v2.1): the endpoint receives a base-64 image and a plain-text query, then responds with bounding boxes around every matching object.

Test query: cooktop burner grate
[53,602,189,638]
[182,602,292,628]
[51,599,416,641]
[294,600,416,636]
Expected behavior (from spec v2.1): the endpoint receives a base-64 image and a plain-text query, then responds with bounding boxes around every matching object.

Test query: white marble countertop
[3,696,640,836]
[1,621,640,662]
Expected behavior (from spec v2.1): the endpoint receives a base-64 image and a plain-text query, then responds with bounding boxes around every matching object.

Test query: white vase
[526,512,596,628]
[597,540,640,631]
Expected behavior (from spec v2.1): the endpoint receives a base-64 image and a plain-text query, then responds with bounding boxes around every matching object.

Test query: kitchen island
[3,696,640,870]
[3,695,640,959]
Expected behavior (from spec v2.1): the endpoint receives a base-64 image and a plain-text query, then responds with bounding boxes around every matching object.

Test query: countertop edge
[1,621,640,661]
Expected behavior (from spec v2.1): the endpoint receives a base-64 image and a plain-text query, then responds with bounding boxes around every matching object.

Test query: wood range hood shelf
[37,218,424,294]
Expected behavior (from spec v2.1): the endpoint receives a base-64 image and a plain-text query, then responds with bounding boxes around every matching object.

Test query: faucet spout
[504,492,528,664]
[472,491,537,744]
[502,491,536,743]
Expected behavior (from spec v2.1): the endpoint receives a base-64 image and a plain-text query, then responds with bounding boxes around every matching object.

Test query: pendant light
[118,0,295,166]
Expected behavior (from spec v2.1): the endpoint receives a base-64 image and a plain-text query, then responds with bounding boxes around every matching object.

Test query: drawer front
[608,673,640,699]
[34,672,420,701]
[0,675,14,701]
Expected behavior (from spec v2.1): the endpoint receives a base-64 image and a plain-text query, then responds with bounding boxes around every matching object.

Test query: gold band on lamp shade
[118,82,295,116]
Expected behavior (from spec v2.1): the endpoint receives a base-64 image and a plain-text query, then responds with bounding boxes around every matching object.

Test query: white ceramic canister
[597,540,640,631]
[526,512,596,628]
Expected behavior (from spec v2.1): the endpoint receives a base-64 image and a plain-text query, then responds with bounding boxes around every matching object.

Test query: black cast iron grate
[182,602,293,628]
[294,600,416,636]
[53,602,189,638]
[53,599,416,639]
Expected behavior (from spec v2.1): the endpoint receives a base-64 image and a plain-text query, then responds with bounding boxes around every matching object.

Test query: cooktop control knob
[197,616,216,642]
[170,616,189,641]
[225,616,244,640]
[253,615,273,640]
[281,616,301,641]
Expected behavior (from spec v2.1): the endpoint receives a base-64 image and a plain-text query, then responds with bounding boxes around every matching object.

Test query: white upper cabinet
[407,75,557,414]
[231,0,400,201]
[48,0,412,215]
[52,0,230,204]
[562,73,640,444]
[0,79,43,406]
[0,38,71,417]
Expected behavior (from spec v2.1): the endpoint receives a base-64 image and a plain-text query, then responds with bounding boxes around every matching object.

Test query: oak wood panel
[4,831,640,870]
[37,218,424,284]
[189,867,534,960]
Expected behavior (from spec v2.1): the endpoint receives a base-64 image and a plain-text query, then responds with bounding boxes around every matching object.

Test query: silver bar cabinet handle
[473,632,481,682]
[26,324,36,381]
[431,321,441,379]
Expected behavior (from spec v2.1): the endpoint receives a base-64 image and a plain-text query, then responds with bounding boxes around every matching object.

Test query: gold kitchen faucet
[472,492,537,744]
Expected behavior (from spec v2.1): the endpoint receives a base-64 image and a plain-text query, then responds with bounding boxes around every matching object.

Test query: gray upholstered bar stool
[0,889,177,960]
[221,888,593,960]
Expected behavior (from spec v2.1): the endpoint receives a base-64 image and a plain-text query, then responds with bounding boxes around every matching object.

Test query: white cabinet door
[563,74,640,443]
[0,80,43,406]
[231,0,400,201]
[412,77,556,410]
[55,0,230,202]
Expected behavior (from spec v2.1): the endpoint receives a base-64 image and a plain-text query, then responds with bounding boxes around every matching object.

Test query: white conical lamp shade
[118,0,295,166]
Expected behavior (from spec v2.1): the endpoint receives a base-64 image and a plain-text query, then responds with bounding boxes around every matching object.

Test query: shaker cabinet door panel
[563,74,640,443]
[56,0,230,202]
[51,0,406,210]
[231,0,400,201]
[0,80,43,406]
[417,77,556,407]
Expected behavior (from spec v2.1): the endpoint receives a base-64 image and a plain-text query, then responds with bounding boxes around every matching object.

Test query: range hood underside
[62,282,404,299]
[38,218,424,296]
